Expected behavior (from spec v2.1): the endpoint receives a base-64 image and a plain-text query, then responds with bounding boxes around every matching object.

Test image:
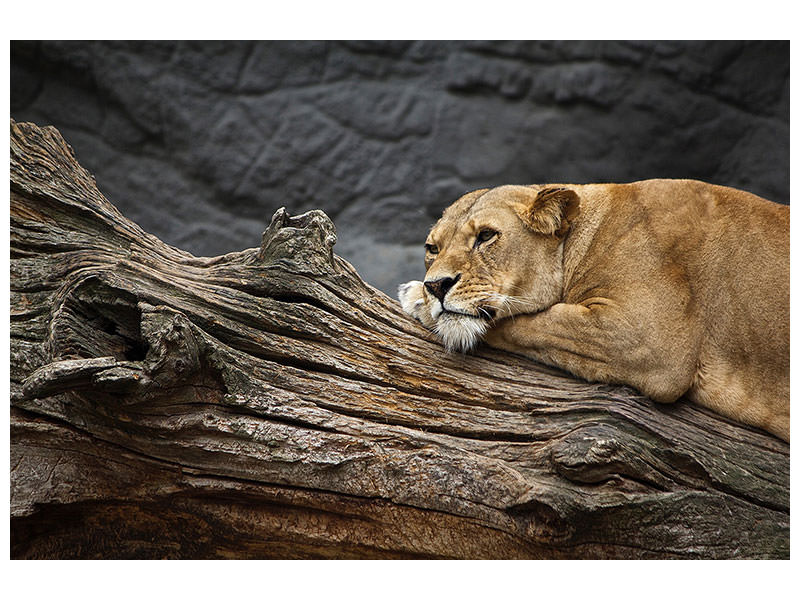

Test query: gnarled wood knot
[257,207,338,274]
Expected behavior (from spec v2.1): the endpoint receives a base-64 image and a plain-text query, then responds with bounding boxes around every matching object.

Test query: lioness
[399,180,789,441]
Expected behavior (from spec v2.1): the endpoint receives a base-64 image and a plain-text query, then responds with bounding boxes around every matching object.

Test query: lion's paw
[398,280,425,314]
[398,280,434,327]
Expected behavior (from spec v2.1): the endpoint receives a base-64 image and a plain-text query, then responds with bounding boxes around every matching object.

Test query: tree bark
[10,119,789,559]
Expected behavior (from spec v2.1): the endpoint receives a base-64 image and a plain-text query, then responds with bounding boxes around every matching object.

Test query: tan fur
[398,180,789,441]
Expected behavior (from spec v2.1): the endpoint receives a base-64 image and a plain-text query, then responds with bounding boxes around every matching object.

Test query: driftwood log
[10,119,789,559]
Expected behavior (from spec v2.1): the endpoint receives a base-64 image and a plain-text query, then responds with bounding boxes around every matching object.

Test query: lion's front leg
[483,302,689,403]
[398,280,438,329]
[483,303,612,380]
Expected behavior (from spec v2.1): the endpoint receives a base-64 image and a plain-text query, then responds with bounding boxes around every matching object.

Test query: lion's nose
[424,274,461,303]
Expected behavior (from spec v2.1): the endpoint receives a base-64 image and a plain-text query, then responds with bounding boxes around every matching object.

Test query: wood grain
[10,119,788,559]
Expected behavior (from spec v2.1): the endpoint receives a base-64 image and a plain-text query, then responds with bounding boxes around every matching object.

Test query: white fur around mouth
[434,312,488,352]
[430,302,443,320]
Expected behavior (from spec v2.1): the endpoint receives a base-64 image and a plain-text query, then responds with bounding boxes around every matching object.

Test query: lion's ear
[519,187,580,237]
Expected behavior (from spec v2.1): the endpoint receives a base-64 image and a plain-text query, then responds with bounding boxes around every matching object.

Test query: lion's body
[399,180,789,441]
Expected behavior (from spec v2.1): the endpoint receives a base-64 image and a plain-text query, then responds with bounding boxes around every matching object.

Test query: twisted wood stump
[10,119,789,559]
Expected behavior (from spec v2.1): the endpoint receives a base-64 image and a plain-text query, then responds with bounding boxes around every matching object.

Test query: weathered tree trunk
[10,119,788,559]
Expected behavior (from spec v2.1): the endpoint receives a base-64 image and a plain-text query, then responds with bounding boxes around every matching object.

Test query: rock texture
[10,41,789,294]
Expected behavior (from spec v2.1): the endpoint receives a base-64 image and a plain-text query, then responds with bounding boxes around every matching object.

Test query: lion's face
[420,185,579,351]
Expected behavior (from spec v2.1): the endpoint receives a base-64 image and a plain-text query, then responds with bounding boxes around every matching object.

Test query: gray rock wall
[11,41,789,295]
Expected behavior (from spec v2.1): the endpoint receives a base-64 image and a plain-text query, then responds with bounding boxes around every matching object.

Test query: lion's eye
[474,229,497,247]
[425,243,439,255]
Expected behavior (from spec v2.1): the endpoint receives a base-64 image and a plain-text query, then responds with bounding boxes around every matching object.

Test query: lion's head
[412,185,580,351]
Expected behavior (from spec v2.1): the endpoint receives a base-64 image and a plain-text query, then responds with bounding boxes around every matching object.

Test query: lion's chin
[434,313,488,353]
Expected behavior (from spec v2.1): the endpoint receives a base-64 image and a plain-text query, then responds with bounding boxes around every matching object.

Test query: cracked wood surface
[9,119,789,559]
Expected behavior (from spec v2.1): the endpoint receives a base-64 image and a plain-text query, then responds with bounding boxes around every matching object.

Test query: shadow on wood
[9,119,789,559]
